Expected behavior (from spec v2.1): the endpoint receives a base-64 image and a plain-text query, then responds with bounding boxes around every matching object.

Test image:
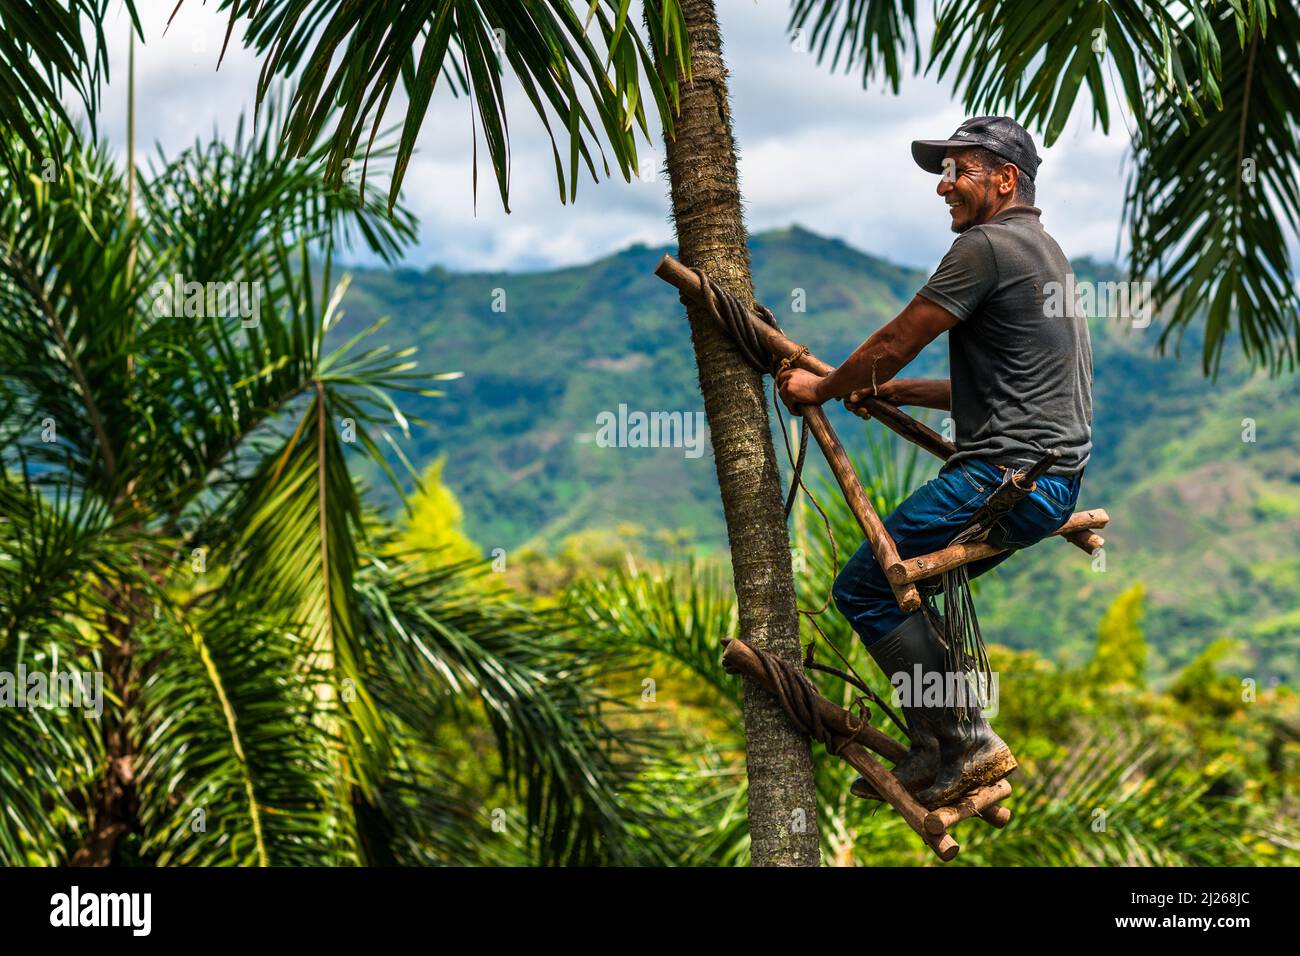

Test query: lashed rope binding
[725,638,880,756]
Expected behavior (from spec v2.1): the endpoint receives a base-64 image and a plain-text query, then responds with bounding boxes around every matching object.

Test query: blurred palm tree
[0,115,679,865]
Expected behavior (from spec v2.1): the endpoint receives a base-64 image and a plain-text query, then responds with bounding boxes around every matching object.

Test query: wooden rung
[853,774,1013,830]
[980,804,1013,828]
[1068,529,1105,553]
[889,508,1109,585]
[924,779,1013,834]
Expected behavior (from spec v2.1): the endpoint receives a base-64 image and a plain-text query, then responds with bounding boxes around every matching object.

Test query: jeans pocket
[954,461,993,494]
[1023,488,1064,523]
[942,478,994,523]
[1029,475,1078,517]
[991,488,1072,549]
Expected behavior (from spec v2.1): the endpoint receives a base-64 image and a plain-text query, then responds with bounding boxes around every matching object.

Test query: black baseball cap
[911,116,1042,181]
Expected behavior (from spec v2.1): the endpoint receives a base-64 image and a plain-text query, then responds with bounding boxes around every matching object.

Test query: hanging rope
[928,455,1056,720]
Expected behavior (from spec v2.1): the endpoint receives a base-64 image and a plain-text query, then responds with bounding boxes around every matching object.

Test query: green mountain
[335,225,1300,683]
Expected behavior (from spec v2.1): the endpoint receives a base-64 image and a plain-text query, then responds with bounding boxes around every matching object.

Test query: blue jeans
[832,458,1082,644]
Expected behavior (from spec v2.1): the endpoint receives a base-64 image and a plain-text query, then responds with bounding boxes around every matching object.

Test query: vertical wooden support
[800,408,922,611]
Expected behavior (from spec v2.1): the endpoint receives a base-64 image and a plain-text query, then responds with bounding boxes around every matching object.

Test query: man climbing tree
[777,116,1093,809]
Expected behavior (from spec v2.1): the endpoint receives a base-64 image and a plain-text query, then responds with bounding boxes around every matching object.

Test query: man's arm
[846,378,951,419]
[816,294,959,401]
[776,294,959,408]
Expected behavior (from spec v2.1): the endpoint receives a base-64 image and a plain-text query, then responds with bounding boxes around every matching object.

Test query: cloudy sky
[90,0,1134,276]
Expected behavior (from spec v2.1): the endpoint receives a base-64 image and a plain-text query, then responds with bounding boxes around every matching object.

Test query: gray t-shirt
[917,206,1092,476]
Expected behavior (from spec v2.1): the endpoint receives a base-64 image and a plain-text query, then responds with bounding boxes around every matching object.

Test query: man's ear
[1001,164,1018,197]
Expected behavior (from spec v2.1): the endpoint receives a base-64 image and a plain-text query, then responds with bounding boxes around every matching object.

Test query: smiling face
[936,147,1019,233]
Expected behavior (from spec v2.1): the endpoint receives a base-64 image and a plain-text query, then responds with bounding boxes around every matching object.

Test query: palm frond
[0,1,140,172]
[126,100,425,516]
[134,607,356,865]
[954,728,1265,866]
[138,98,417,276]
[0,687,101,865]
[177,0,691,210]
[787,0,919,93]
[930,0,1236,145]
[0,128,149,497]
[566,560,743,717]
[1125,7,1300,375]
[357,556,685,865]
[0,470,153,653]
[212,384,387,795]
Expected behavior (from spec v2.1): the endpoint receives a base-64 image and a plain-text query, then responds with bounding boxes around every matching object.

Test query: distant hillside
[334,225,1300,683]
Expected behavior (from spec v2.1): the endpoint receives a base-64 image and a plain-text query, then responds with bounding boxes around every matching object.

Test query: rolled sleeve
[917,229,998,321]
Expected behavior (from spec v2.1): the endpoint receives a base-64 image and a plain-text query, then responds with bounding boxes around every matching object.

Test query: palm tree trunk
[652,0,820,865]
[71,595,140,866]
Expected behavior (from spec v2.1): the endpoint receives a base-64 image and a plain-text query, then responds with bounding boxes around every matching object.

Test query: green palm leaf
[954,729,1267,866]
[1126,7,1300,374]
[929,0,1231,144]
[134,607,355,865]
[0,1,140,173]
[358,556,686,865]
[175,0,691,209]
[787,0,919,92]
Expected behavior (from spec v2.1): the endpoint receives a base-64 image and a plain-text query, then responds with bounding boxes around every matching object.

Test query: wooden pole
[893,509,1110,584]
[653,253,1103,558]
[800,408,921,611]
[924,779,1013,834]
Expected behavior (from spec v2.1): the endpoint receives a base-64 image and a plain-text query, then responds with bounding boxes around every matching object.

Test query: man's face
[936,148,1008,233]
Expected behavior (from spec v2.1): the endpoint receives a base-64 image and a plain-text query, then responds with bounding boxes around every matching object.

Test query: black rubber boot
[849,613,945,799]
[913,711,1016,809]
[912,619,1016,809]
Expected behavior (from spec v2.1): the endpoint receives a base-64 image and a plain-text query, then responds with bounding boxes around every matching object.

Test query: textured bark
[653,0,820,865]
